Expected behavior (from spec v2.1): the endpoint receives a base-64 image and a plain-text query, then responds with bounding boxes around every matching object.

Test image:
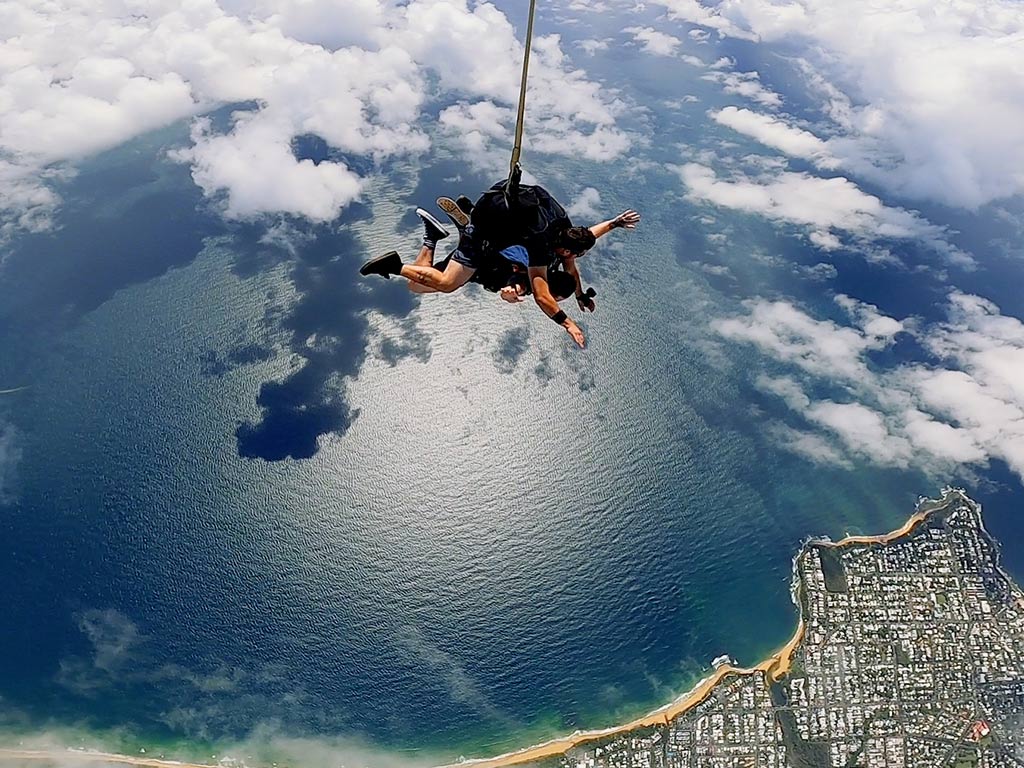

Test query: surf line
[0,750,216,768]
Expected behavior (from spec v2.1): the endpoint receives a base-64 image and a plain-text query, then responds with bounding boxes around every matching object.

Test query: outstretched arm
[588,209,641,241]
[530,266,585,348]
[562,257,594,312]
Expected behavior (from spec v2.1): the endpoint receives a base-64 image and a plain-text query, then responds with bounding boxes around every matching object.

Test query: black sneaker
[415,207,449,248]
[456,195,474,215]
[436,197,470,230]
[360,250,403,279]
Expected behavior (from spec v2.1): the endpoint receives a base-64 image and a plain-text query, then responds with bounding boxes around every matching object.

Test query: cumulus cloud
[715,296,892,382]
[0,417,21,505]
[766,423,853,468]
[624,26,683,56]
[717,291,1024,480]
[647,0,759,40]
[57,609,146,694]
[395,627,516,728]
[567,187,602,220]
[437,101,514,173]
[674,162,971,264]
[711,106,837,168]
[0,0,629,227]
[702,69,782,108]
[576,38,610,55]
[177,116,368,221]
[649,0,1024,208]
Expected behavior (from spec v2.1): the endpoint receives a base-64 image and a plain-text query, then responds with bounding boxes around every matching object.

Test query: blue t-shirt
[500,245,530,268]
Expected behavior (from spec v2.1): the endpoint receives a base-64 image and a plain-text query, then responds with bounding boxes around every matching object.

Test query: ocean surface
[2,5,1024,766]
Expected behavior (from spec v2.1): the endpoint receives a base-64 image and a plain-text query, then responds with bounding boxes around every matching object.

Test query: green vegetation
[817,547,849,593]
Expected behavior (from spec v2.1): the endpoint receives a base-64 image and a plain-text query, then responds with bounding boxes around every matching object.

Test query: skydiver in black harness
[360,177,640,348]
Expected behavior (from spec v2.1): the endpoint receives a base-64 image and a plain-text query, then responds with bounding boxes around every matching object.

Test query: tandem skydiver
[360,179,641,348]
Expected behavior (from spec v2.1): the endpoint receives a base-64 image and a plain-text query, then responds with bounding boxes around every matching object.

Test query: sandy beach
[436,625,805,768]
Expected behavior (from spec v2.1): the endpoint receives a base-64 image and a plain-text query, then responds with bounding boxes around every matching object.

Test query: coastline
[436,491,953,768]
[0,492,960,768]
[0,749,214,768]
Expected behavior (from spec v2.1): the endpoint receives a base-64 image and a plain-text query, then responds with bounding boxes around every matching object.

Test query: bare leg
[413,244,434,267]
[402,260,475,294]
[408,275,441,294]
[407,245,440,292]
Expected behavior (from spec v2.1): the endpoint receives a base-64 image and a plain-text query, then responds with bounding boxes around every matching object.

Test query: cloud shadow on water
[232,158,510,462]
[493,326,530,375]
[0,127,224,338]
[233,217,421,462]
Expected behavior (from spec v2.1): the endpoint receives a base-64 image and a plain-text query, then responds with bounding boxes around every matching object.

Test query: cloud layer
[675,162,970,263]
[715,292,1024,481]
[0,0,629,227]
[651,0,1024,208]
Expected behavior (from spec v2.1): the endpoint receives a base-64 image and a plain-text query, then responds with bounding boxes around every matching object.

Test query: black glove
[576,287,596,312]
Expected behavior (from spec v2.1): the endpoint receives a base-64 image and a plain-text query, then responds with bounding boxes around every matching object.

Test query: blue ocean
[1,3,1023,766]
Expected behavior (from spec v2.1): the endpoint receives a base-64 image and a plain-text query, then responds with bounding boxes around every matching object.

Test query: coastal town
[513,490,1024,768]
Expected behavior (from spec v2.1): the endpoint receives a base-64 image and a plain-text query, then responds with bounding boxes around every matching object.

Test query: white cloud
[176,116,367,221]
[805,400,913,466]
[647,0,758,40]
[576,38,610,55]
[649,0,1024,208]
[57,609,145,693]
[437,101,514,173]
[0,0,629,227]
[698,262,733,277]
[717,290,1024,482]
[250,0,386,49]
[755,374,810,410]
[567,187,602,220]
[834,293,904,341]
[624,26,682,56]
[675,162,972,265]
[0,417,20,504]
[711,106,837,168]
[565,0,611,11]
[702,69,781,107]
[795,261,838,281]
[767,423,853,468]
[715,297,893,382]
[808,230,841,252]
[0,161,65,243]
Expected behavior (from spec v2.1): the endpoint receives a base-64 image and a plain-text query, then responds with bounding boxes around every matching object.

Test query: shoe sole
[415,207,450,238]
[360,250,400,279]
[436,197,470,229]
